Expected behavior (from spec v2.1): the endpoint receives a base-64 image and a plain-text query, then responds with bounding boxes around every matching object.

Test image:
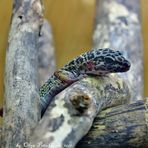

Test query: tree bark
[38,19,56,86]
[3,0,43,147]
[30,74,130,148]
[77,100,148,148]
[76,0,145,147]
[1,0,144,147]
[93,0,143,101]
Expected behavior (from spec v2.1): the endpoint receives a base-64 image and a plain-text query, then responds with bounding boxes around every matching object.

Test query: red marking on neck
[86,60,94,71]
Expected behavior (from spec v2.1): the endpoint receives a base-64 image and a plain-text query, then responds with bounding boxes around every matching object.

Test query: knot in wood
[70,94,91,113]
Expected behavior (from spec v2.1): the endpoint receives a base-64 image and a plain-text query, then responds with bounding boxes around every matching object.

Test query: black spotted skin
[39,48,131,116]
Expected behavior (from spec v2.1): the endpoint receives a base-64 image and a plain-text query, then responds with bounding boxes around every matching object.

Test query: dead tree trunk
[77,0,145,147]
[77,100,148,148]
[1,0,145,147]
[30,75,130,148]
[38,19,56,86]
[3,0,43,147]
[93,0,143,101]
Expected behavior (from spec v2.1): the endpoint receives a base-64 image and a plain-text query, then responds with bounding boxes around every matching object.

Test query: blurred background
[0,0,147,124]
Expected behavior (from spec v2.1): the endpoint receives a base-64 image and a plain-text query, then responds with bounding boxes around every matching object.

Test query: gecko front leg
[54,70,86,84]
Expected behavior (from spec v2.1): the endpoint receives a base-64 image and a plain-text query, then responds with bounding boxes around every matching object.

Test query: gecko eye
[105,57,114,64]
[116,56,124,62]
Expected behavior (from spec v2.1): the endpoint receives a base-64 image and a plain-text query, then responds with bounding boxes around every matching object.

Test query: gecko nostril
[125,61,131,67]
[123,61,131,71]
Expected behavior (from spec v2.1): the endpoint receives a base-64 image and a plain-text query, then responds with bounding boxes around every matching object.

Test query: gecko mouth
[85,70,109,76]
[123,60,131,71]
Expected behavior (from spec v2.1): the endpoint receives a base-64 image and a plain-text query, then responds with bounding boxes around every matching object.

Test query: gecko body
[39,48,131,115]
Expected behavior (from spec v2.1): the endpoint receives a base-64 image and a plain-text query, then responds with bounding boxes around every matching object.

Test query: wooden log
[76,0,145,147]
[38,19,56,86]
[0,20,56,116]
[93,0,143,101]
[77,100,148,148]
[30,74,130,148]
[2,0,43,147]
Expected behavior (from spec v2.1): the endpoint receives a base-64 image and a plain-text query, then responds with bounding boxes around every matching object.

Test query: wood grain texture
[2,0,43,147]
[93,0,143,101]
[38,19,56,86]
[77,100,148,148]
[77,1,146,147]
[30,74,130,148]
[0,0,148,127]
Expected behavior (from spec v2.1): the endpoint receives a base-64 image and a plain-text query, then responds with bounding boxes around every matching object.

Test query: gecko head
[93,48,131,75]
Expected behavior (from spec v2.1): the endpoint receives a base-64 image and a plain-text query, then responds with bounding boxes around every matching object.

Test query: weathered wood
[38,19,56,86]
[30,74,130,148]
[93,0,143,101]
[77,100,148,148]
[76,0,145,147]
[0,20,56,116]
[3,0,43,147]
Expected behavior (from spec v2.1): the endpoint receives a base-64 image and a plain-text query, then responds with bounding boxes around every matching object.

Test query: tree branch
[3,0,43,147]
[77,100,148,147]
[30,74,130,148]
[77,0,145,147]
[38,19,56,86]
[93,0,143,101]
